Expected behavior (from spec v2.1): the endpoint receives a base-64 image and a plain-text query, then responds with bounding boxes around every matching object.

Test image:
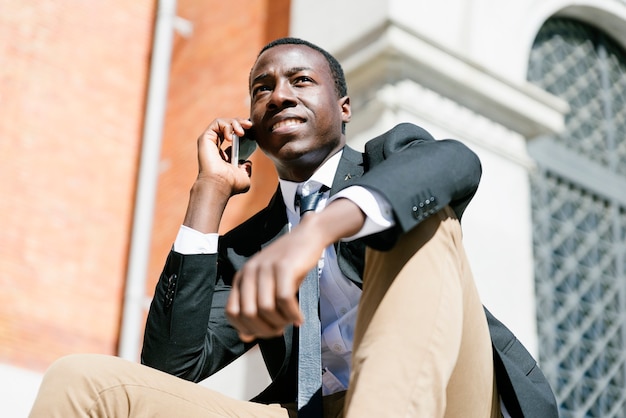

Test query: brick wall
[0,0,564,412]
[145,0,290,298]
[0,0,290,372]
[0,0,155,370]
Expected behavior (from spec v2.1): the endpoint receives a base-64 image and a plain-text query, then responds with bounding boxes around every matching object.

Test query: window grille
[527,18,626,417]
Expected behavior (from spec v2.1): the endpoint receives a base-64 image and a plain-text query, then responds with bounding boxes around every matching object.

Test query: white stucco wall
[0,364,43,418]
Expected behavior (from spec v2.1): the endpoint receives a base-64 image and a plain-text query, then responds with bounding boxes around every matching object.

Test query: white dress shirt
[173,149,395,395]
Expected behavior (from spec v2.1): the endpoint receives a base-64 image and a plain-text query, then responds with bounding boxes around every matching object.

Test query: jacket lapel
[260,187,290,249]
[331,146,367,286]
[330,145,365,196]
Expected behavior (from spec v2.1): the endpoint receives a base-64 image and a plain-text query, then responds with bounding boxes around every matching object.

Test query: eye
[252,84,271,96]
[294,75,314,85]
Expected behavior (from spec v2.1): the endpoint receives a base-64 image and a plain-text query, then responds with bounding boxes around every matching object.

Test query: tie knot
[296,185,328,216]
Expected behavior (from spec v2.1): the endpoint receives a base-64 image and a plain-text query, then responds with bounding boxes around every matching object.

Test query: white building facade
[287,0,626,416]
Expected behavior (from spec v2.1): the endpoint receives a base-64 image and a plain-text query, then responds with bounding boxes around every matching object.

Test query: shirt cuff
[173,225,218,254]
[328,186,395,241]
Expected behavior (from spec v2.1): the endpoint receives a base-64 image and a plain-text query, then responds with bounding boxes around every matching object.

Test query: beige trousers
[29,207,498,417]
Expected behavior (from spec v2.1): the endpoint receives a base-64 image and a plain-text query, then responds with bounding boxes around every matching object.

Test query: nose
[267,79,296,109]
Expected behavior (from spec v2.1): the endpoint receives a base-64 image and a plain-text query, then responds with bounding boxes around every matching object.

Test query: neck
[275,145,343,182]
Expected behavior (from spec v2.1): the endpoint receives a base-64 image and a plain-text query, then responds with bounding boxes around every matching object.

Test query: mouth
[270,117,304,132]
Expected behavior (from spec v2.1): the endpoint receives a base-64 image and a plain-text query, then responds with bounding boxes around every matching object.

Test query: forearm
[298,197,367,247]
[182,178,232,234]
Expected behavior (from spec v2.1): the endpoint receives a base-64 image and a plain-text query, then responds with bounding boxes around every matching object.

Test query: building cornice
[335,20,569,139]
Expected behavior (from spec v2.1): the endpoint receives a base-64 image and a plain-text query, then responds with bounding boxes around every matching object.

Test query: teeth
[272,118,302,131]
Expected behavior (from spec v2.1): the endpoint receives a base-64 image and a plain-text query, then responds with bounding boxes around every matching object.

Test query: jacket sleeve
[141,250,247,382]
[356,123,482,250]
[141,195,287,383]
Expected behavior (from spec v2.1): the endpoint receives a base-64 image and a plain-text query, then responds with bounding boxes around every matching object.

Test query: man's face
[248,44,351,180]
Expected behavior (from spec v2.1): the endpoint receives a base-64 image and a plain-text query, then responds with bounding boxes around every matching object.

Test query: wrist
[299,198,366,246]
[192,174,233,198]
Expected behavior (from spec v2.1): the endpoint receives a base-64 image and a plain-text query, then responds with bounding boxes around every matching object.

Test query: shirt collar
[279,149,343,214]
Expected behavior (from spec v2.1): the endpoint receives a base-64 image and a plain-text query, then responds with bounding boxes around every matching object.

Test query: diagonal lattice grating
[531,171,626,417]
[528,18,626,177]
[528,18,626,418]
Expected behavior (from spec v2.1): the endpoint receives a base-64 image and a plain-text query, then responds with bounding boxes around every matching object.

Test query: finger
[240,160,253,177]
[236,264,284,338]
[225,272,243,325]
[226,271,260,338]
[232,118,253,138]
[197,129,219,155]
[208,119,235,152]
[223,145,234,164]
[196,126,226,167]
[221,118,251,145]
[274,265,304,327]
[256,265,291,333]
[238,332,256,343]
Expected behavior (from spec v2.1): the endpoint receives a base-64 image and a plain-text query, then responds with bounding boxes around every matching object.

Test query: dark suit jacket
[142,123,558,417]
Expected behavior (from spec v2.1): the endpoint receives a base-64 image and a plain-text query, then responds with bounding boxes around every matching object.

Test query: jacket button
[412,205,420,220]
[164,274,177,310]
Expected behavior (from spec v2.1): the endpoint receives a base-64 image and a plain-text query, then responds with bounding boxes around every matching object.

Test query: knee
[42,353,115,386]
[31,354,116,415]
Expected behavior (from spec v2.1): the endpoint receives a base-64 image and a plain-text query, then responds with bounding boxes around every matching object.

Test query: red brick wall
[0,0,290,372]
[146,0,290,295]
[0,0,155,370]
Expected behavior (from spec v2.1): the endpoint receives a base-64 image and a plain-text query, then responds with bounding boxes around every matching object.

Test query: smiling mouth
[271,118,303,132]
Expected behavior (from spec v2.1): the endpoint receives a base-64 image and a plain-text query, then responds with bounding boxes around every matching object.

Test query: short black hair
[254,37,348,98]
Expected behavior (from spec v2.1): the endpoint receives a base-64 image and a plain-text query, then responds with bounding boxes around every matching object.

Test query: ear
[339,96,351,123]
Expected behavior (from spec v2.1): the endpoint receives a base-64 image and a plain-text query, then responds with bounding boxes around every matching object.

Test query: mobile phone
[231,128,257,165]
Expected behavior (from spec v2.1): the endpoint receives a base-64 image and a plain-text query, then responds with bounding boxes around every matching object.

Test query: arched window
[527,17,626,417]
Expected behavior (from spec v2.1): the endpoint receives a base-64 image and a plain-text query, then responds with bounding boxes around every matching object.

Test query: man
[30,37,557,417]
